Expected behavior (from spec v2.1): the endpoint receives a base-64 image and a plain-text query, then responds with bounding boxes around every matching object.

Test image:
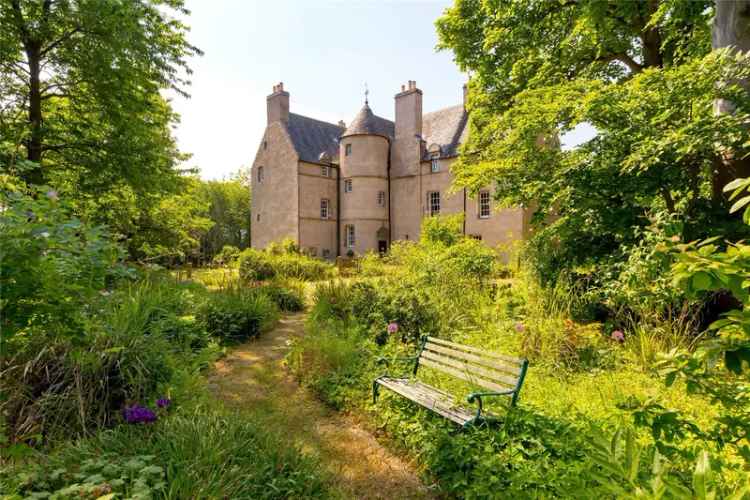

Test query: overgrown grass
[290,226,747,497]
[1,409,332,499]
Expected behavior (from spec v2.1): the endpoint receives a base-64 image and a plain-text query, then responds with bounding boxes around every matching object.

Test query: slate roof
[422,104,468,159]
[287,113,344,164]
[342,103,395,139]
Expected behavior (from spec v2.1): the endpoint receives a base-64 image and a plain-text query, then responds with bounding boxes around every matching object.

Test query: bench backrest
[416,336,528,402]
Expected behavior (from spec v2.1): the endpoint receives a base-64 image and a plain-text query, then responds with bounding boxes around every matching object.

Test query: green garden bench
[372,336,529,427]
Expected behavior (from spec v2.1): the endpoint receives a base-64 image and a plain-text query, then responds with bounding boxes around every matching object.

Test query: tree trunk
[642,0,664,68]
[25,40,44,185]
[711,0,750,203]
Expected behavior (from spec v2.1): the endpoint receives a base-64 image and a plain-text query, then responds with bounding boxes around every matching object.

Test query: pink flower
[611,330,625,342]
[387,323,398,334]
[514,322,525,333]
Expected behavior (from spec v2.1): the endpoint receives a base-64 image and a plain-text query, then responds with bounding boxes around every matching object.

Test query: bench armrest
[376,355,417,367]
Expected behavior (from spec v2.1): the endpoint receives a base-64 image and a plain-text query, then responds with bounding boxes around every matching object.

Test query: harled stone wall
[250,122,299,249]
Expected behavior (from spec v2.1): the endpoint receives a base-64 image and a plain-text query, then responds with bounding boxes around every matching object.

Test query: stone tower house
[251,81,530,258]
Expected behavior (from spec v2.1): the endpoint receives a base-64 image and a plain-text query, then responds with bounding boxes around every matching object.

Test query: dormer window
[257,166,264,183]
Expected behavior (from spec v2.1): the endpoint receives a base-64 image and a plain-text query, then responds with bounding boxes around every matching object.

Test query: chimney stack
[267,82,289,124]
[394,80,422,140]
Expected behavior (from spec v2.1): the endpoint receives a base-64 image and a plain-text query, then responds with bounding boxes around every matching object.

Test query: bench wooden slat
[426,336,524,365]
[420,350,518,388]
[423,342,522,377]
[419,358,510,393]
[377,378,473,425]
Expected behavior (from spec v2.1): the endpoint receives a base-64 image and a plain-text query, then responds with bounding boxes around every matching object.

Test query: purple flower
[122,405,157,424]
[156,398,171,409]
[514,322,525,333]
[46,189,59,201]
[387,322,399,334]
[611,330,625,343]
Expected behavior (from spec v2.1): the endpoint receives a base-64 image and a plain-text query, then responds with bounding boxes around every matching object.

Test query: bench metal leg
[372,377,385,404]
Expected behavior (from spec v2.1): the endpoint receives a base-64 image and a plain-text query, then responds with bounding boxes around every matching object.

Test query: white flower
[40,231,50,238]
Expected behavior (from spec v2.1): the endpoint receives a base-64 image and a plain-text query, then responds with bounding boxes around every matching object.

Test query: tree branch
[10,0,30,43]
[595,52,643,73]
[40,26,83,57]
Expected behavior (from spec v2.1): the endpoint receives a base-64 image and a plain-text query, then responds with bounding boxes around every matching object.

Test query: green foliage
[130,176,213,263]
[198,287,278,343]
[657,190,750,465]
[199,179,251,260]
[0,0,198,190]
[239,248,276,281]
[442,238,496,283]
[2,410,331,499]
[260,279,306,312]
[239,245,335,282]
[267,237,300,255]
[310,279,440,345]
[272,252,335,281]
[358,251,387,277]
[420,213,464,246]
[585,425,750,499]
[0,180,130,339]
[212,244,241,267]
[297,232,748,496]
[309,280,353,326]
[437,0,750,292]
[5,453,166,499]
[1,278,210,442]
[288,326,368,410]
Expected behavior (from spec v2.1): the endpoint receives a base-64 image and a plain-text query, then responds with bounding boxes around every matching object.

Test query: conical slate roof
[342,102,394,139]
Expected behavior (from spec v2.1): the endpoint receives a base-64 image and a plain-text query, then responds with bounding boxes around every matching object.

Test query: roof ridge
[423,103,464,118]
[289,112,344,130]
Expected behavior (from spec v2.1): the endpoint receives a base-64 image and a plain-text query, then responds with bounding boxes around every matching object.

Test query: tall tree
[199,178,251,260]
[0,0,200,191]
[437,0,750,281]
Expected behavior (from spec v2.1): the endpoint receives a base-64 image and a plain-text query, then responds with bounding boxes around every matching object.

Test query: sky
[170,0,596,180]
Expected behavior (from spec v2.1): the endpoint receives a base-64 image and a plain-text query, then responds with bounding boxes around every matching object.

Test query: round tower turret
[339,102,392,256]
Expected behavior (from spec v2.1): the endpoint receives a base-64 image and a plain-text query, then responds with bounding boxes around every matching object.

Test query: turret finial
[364,82,369,105]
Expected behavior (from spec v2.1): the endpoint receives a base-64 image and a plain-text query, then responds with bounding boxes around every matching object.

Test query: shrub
[212,244,240,267]
[420,213,464,246]
[0,279,202,441]
[267,237,300,255]
[0,181,131,340]
[198,287,278,343]
[239,247,335,282]
[3,453,167,499]
[310,280,353,325]
[358,251,386,277]
[441,238,496,282]
[261,280,305,312]
[348,279,440,344]
[239,248,276,281]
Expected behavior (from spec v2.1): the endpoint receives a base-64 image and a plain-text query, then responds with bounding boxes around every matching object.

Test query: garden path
[208,312,435,499]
